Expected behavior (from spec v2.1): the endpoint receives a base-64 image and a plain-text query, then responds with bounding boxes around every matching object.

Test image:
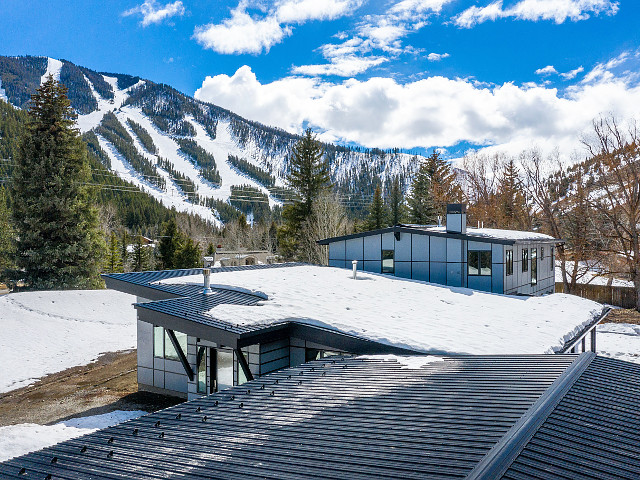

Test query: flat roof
[3,353,639,479]
[106,264,606,356]
[317,224,561,245]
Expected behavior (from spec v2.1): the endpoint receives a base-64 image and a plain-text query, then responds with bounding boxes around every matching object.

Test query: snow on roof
[157,265,604,355]
[413,225,557,242]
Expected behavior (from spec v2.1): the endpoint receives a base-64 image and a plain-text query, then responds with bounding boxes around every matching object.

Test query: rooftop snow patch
[157,265,604,355]
[410,225,556,242]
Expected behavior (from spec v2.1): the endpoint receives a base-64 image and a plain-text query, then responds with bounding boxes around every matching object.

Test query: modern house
[103,263,607,400]
[3,352,640,479]
[318,204,559,296]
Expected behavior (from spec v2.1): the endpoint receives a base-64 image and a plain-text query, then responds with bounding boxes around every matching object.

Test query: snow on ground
[555,261,633,287]
[0,410,146,462]
[159,265,605,355]
[0,78,7,102]
[597,322,640,364]
[0,290,137,393]
[95,131,221,225]
[40,58,62,83]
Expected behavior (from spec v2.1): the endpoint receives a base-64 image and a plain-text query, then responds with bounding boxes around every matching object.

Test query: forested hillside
[0,55,422,225]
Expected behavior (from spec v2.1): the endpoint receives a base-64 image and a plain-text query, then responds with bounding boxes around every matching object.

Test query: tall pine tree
[158,218,183,269]
[424,150,462,217]
[0,188,16,280]
[12,75,103,289]
[407,161,437,224]
[388,175,406,226]
[279,128,331,259]
[366,185,388,230]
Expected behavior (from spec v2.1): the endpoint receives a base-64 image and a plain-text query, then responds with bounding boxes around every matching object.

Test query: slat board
[0,355,575,479]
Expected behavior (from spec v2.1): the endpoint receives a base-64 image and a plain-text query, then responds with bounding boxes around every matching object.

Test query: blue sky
[1,0,639,158]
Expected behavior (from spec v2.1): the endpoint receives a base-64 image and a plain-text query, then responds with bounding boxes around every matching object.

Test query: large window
[382,250,394,274]
[522,249,529,272]
[506,249,513,276]
[216,349,234,391]
[153,326,187,361]
[531,248,538,285]
[196,346,207,394]
[468,251,492,276]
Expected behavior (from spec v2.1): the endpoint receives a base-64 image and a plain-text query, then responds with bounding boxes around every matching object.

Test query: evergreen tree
[0,188,16,280]
[131,233,151,272]
[11,75,103,289]
[424,150,462,217]
[206,243,216,256]
[497,159,530,230]
[175,238,202,268]
[105,231,123,273]
[279,128,331,259]
[366,185,388,230]
[388,175,406,226]
[120,231,130,272]
[407,161,437,224]
[158,218,183,269]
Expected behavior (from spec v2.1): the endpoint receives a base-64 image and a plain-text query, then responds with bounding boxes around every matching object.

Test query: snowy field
[597,322,640,364]
[0,289,137,393]
[0,410,146,462]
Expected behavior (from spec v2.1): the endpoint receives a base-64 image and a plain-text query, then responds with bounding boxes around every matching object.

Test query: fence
[555,282,637,308]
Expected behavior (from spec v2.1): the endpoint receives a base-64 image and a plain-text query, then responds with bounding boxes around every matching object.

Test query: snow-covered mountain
[0,55,423,225]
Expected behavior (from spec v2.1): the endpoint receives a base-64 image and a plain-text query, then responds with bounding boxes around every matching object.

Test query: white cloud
[195,51,640,161]
[560,66,584,80]
[427,52,450,61]
[292,56,388,77]
[193,0,363,55]
[454,0,619,28]
[122,0,185,27]
[194,4,290,55]
[275,0,364,24]
[535,65,558,75]
[291,0,454,77]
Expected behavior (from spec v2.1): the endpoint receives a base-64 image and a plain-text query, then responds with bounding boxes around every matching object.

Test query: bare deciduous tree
[583,116,640,310]
[299,193,350,265]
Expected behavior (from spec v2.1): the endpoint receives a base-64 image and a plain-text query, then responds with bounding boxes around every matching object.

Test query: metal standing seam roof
[0,354,584,480]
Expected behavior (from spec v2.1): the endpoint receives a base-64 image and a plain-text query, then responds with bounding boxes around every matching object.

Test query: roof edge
[465,351,596,480]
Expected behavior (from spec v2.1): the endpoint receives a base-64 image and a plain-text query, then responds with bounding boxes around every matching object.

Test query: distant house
[3,352,640,479]
[103,264,607,400]
[318,204,559,296]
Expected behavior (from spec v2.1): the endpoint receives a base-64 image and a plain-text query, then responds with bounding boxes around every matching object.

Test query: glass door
[211,348,234,392]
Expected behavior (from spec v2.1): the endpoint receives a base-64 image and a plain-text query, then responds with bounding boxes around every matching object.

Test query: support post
[581,337,586,353]
[235,347,254,382]
[166,329,194,381]
[591,328,597,352]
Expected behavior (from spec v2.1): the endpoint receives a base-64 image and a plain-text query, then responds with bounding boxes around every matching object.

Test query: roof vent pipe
[203,268,211,294]
[352,260,358,280]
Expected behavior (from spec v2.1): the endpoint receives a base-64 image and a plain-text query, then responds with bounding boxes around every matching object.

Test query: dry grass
[0,350,181,427]
[604,308,640,325]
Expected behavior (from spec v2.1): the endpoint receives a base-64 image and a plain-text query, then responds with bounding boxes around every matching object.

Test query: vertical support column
[591,328,597,352]
[581,337,586,353]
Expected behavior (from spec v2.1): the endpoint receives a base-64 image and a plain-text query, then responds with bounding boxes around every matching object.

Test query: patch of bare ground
[604,308,640,325]
[0,350,182,427]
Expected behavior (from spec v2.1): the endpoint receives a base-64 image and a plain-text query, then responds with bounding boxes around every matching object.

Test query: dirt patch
[0,350,182,427]
[604,308,640,325]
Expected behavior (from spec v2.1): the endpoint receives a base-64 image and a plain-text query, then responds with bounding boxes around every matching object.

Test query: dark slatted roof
[0,354,578,480]
[502,355,640,480]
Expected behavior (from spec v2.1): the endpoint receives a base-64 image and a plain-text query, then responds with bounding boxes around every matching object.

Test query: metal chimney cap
[446,203,467,214]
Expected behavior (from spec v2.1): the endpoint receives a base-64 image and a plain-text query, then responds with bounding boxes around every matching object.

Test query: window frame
[467,250,492,277]
[381,249,395,274]
[506,249,513,276]
[522,248,529,272]
[196,346,207,394]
